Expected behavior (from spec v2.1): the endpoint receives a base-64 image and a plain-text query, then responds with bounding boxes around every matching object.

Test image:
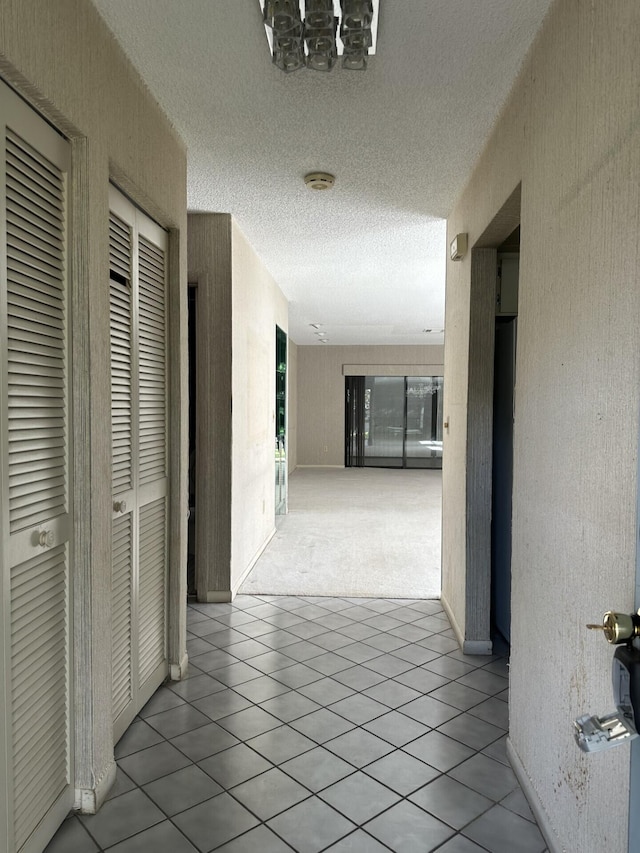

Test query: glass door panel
[364,376,405,467]
[405,376,443,469]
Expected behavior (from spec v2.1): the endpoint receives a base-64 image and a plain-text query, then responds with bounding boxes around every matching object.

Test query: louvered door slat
[112,515,132,722]
[6,130,66,536]
[138,498,166,685]
[11,546,69,850]
[138,235,166,487]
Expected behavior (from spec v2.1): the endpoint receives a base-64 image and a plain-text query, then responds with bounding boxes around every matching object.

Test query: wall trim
[75,759,117,814]
[170,652,189,682]
[342,363,444,376]
[296,465,344,469]
[441,592,493,655]
[507,738,563,853]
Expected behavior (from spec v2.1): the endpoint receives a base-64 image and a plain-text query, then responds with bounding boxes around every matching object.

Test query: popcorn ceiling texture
[90,0,554,345]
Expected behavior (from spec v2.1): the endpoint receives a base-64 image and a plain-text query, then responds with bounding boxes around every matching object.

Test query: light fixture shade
[273,26,306,71]
[263,0,302,30]
[304,15,337,71]
[342,48,367,70]
[340,0,372,65]
[305,0,334,28]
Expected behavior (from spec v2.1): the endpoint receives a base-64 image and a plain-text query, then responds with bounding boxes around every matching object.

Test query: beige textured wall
[0,0,188,810]
[443,0,640,849]
[231,221,288,592]
[288,340,298,473]
[297,345,444,466]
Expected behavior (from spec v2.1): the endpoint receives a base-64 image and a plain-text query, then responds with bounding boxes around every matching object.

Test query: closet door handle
[113,500,127,513]
[39,529,54,548]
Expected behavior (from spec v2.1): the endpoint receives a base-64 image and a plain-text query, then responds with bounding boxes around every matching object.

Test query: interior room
[0,1,639,852]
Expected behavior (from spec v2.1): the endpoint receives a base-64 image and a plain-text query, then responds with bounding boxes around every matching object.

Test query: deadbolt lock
[587,610,640,645]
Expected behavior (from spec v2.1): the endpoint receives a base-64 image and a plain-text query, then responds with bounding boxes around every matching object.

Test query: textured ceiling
[91,0,553,346]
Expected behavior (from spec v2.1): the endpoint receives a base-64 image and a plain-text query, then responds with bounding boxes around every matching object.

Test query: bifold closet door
[0,82,74,853]
[109,186,169,742]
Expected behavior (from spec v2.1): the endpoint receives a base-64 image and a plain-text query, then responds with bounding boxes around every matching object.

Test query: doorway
[345,375,443,469]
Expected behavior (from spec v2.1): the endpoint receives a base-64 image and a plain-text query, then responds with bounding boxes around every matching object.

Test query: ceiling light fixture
[260,1,378,73]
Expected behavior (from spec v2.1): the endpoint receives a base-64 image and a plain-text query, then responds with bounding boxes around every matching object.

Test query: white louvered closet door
[0,83,73,853]
[109,186,168,742]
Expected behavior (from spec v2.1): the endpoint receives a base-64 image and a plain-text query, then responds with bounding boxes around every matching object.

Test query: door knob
[113,500,127,513]
[587,610,640,645]
[39,530,54,548]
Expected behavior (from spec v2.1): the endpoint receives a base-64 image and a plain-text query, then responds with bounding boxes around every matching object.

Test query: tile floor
[46,595,548,853]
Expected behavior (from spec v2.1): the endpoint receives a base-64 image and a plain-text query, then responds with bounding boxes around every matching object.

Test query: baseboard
[201,590,233,603]
[295,464,344,468]
[232,528,277,598]
[170,651,189,681]
[507,737,562,853]
[75,758,117,813]
[440,593,493,655]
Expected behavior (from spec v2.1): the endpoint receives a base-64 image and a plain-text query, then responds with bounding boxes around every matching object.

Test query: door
[0,82,74,853]
[109,186,169,742]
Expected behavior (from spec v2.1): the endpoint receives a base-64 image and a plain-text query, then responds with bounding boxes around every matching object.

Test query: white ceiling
[91,0,553,346]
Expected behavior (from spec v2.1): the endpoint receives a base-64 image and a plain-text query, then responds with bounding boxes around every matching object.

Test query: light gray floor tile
[214,824,296,852]
[287,620,330,639]
[249,650,300,673]
[449,754,519,801]
[192,689,252,721]
[230,766,310,819]
[364,799,454,853]
[225,638,273,660]
[468,695,510,729]
[363,709,430,747]
[363,653,415,677]
[172,792,260,850]
[394,668,450,693]
[362,680,422,709]
[168,672,227,702]
[388,623,433,642]
[438,712,505,750]
[143,764,222,815]
[482,734,510,766]
[329,694,389,725]
[457,669,509,696]
[311,632,356,651]
[145,703,212,738]
[362,614,404,631]
[391,644,441,665]
[365,749,441,796]
[200,628,250,648]
[271,662,325,688]
[267,796,356,853]
[419,634,461,653]
[337,622,381,640]
[463,804,547,852]
[231,675,292,703]
[324,829,393,851]
[403,731,475,772]
[78,789,164,848]
[400,695,460,727]
[198,742,272,788]
[436,836,489,853]
[280,746,356,792]
[260,691,322,722]
[424,656,477,679]
[170,721,239,762]
[104,820,199,853]
[264,612,306,628]
[332,666,386,691]
[501,787,535,822]
[429,682,489,712]
[290,707,356,743]
[106,767,137,801]
[280,640,325,662]
[189,648,237,672]
[363,633,409,652]
[314,614,356,631]
[247,724,317,763]
[114,719,164,759]
[320,771,401,824]
[44,816,99,853]
[208,661,264,686]
[118,742,192,786]
[216,705,282,739]
[324,728,395,767]
[306,651,354,675]
[298,677,355,705]
[410,775,493,830]
[236,619,281,639]
[139,687,186,718]
[336,642,383,664]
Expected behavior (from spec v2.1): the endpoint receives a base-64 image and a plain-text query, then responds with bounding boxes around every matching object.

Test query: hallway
[241,468,442,599]
[47,595,546,853]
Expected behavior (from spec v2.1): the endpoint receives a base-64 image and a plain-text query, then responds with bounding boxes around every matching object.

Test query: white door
[0,82,73,853]
[109,187,169,742]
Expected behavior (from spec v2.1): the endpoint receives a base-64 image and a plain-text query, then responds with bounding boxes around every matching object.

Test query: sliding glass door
[345,375,443,469]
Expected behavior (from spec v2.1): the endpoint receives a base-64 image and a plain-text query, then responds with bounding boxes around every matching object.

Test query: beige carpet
[240,467,441,599]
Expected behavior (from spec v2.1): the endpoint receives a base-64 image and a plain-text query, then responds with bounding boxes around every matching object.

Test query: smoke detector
[304,172,335,191]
